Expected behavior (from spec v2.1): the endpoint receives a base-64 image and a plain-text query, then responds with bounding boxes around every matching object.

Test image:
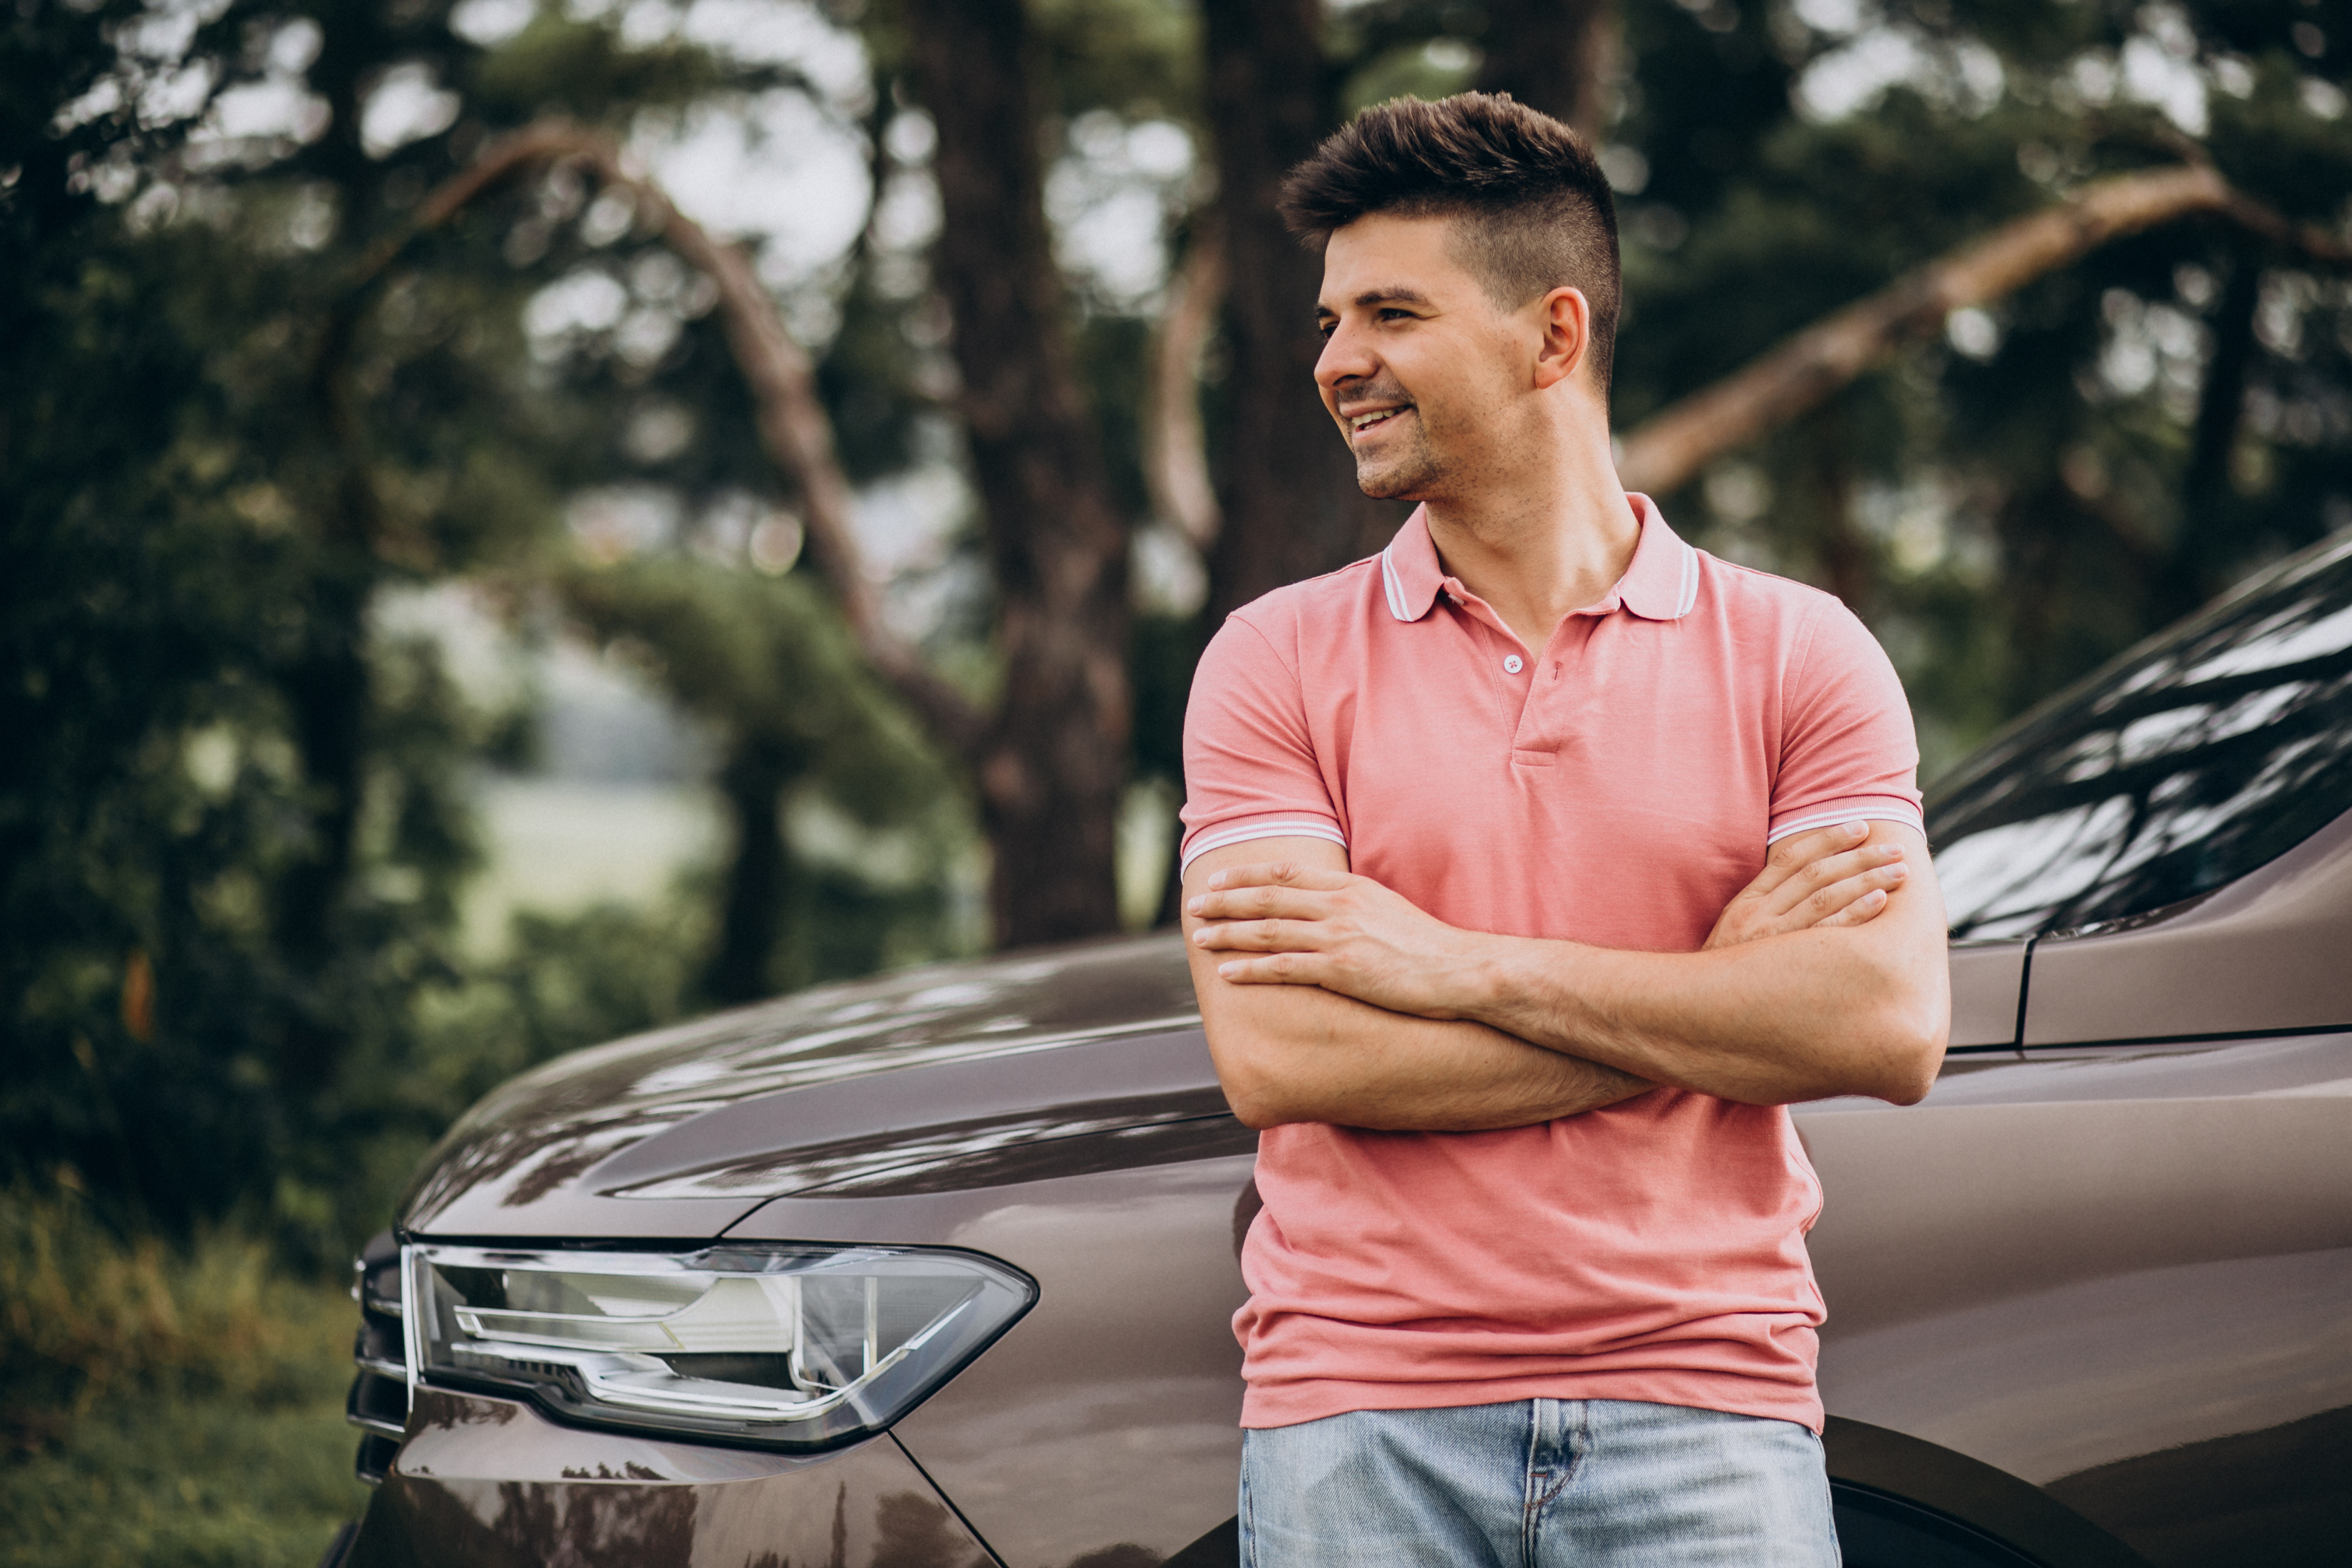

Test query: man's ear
[1531,286,1590,392]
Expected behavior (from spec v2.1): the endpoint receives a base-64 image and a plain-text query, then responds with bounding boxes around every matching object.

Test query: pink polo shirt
[1180,495,1922,1432]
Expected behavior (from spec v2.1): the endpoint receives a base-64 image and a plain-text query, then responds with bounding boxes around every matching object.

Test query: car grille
[346,1229,408,1485]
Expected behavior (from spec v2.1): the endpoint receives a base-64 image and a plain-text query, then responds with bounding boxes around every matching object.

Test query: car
[329,528,2352,1568]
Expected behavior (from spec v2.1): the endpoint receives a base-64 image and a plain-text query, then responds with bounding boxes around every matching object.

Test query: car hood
[399,934,1222,1239]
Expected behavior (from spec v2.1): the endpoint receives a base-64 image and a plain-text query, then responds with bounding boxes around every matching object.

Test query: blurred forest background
[4,0,2350,1558]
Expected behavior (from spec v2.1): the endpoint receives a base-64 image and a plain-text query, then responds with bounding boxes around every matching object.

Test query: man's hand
[1703,821,1909,950]
[1190,860,1482,1017]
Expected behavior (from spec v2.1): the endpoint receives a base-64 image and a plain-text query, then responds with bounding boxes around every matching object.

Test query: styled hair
[1279,92,1621,395]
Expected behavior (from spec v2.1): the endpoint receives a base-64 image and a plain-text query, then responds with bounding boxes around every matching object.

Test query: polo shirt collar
[1378,494,1698,624]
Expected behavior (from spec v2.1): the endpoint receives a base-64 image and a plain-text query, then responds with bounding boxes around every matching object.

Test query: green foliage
[559,557,972,996]
[0,0,969,1256]
[1,1391,363,1568]
[468,14,738,122]
[0,1182,350,1433]
[562,557,949,814]
[1028,0,1200,120]
[461,902,708,1071]
[0,1184,364,1567]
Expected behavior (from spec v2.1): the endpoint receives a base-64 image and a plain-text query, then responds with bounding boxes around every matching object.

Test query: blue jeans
[1239,1399,1838,1567]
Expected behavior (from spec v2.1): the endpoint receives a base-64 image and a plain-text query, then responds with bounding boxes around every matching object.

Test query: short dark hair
[1279,92,1621,395]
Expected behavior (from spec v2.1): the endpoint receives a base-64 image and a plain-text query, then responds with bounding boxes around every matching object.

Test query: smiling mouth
[1345,406,1410,438]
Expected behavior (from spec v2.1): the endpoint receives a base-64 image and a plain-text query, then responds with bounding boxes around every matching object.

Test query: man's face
[1313,212,1531,502]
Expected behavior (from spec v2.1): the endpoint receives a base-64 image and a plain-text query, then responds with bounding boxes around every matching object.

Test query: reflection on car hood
[400,935,1214,1235]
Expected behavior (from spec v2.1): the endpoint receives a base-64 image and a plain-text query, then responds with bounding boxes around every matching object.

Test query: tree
[0,0,954,1244]
[1616,163,2352,500]
[0,0,528,1242]
[1597,0,2352,750]
[1477,0,1618,142]
[1195,0,1405,626]
[893,0,1138,947]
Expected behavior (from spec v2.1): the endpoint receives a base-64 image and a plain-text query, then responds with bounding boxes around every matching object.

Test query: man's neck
[1420,426,1639,653]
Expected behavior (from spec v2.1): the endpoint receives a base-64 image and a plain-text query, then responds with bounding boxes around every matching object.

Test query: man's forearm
[1462,924,1946,1105]
[1200,974,1650,1131]
[1193,823,1950,1108]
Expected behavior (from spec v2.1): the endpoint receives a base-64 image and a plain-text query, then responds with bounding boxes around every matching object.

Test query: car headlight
[404,1242,1035,1450]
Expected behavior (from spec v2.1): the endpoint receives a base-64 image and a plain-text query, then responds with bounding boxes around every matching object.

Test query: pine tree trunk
[2170,247,2262,620]
[1477,0,1619,145]
[1199,0,1401,626]
[704,734,797,1004]
[277,291,388,1093]
[270,575,368,1093]
[899,0,1132,947]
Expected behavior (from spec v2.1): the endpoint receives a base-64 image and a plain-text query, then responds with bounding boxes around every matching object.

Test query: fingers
[1785,860,1908,927]
[1192,917,1327,954]
[1202,862,1352,894]
[1813,888,1890,927]
[1707,825,1914,949]
[1754,821,1871,893]
[1190,860,1372,923]
[1187,882,1333,922]
[1763,837,1907,918]
[1212,951,1327,985]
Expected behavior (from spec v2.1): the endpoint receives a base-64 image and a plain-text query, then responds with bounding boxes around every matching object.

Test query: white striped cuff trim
[1765,808,1925,845]
[1180,821,1348,873]
[1378,547,1412,621]
[1674,541,1699,617]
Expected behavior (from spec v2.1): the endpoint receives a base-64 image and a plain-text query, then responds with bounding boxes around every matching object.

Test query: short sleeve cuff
[1765,798,1925,845]
[1178,813,1348,874]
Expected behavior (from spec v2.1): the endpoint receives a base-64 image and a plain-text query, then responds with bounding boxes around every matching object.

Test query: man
[1177,94,1949,1566]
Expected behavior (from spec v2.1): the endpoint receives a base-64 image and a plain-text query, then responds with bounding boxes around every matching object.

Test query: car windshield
[1929,532,2352,940]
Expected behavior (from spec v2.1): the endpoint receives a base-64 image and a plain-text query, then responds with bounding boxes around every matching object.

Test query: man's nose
[1314,321,1375,391]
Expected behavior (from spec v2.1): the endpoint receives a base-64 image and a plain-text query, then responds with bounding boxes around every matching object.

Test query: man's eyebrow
[1314,287,1435,321]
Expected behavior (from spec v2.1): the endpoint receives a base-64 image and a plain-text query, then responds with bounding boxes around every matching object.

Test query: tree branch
[1143,217,1225,548]
[367,119,988,757]
[1616,163,2352,497]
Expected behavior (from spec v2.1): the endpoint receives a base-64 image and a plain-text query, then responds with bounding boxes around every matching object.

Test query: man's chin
[1353,460,1435,501]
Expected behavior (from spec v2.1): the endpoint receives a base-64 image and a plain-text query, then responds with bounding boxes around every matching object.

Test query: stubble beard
[1352,421,1446,500]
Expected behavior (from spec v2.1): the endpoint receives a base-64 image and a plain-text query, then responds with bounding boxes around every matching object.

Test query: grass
[1,1184,371,1568]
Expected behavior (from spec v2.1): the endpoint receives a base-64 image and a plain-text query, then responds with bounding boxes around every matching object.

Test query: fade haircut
[1279,93,1621,396]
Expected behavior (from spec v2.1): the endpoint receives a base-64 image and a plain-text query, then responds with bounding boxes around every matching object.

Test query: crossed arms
[1180,820,1950,1131]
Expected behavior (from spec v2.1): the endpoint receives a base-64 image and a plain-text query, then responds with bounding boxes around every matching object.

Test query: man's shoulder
[1691,551,1857,644]
[1221,554,1387,643]
[1692,552,1904,709]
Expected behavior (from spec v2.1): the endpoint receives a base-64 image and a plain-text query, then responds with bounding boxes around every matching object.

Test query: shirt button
[1502,654,1525,674]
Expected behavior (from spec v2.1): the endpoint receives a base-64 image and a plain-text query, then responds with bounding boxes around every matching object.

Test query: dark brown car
[330,532,2352,1568]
